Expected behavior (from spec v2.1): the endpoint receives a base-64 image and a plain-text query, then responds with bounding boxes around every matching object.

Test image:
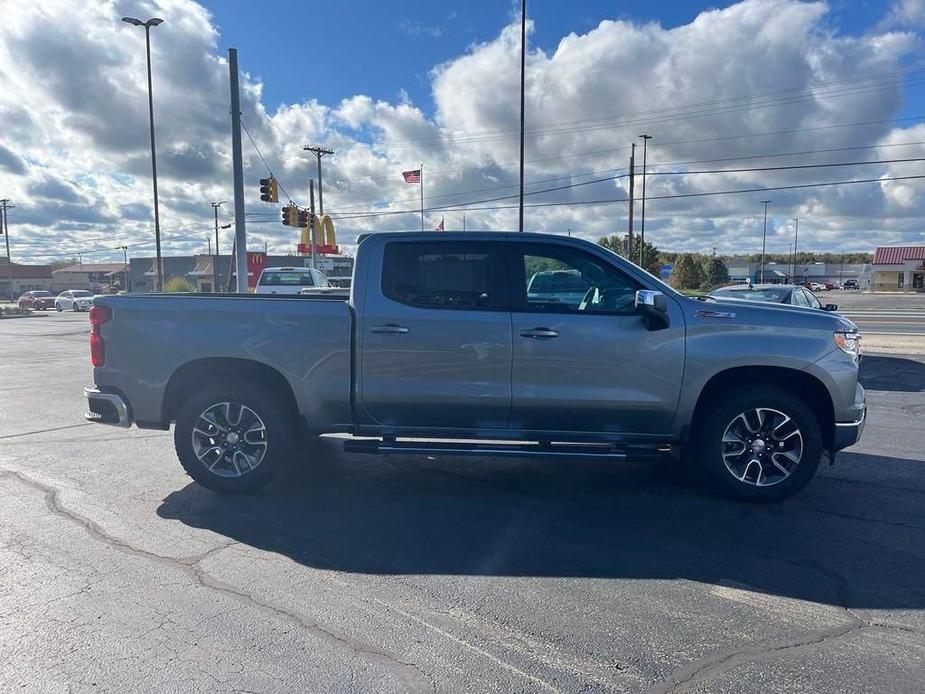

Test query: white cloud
[0,0,923,267]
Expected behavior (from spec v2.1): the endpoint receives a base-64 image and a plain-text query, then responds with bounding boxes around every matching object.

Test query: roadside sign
[659,264,673,279]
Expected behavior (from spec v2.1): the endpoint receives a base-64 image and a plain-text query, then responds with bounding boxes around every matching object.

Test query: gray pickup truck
[84,232,865,501]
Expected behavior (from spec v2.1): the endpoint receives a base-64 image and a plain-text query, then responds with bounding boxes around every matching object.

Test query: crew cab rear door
[357,239,512,429]
[508,241,685,437]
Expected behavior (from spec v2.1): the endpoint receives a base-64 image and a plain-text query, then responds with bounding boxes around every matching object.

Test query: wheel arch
[689,366,835,449]
[162,357,300,427]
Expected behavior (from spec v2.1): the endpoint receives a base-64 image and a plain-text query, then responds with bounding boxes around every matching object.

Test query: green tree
[670,253,705,290]
[164,276,195,293]
[597,234,627,257]
[701,257,730,290]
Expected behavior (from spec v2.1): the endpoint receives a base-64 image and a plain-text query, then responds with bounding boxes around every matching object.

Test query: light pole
[122,16,164,292]
[517,0,526,232]
[787,243,794,283]
[638,134,652,268]
[760,200,772,283]
[792,217,799,283]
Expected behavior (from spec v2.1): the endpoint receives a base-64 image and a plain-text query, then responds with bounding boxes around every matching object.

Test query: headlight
[833,329,861,358]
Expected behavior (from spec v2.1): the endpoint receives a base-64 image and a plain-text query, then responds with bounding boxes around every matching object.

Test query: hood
[685,295,847,331]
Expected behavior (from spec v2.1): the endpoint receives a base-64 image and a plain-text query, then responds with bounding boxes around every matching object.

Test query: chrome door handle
[520,327,559,339]
[371,324,409,335]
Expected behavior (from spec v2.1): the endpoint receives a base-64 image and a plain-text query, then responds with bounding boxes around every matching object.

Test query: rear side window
[382,242,504,310]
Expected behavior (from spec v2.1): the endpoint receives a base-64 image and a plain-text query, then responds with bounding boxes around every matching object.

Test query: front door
[359,240,512,430]
[508,242,685,437]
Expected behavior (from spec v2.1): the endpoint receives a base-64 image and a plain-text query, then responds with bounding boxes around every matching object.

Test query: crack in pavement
[0,469,435,694]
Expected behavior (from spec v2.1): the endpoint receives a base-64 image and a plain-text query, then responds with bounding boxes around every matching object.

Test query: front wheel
[694,386,822,502]
[71,302,78,312]
[56,303,62,312]
[173,382,293,493]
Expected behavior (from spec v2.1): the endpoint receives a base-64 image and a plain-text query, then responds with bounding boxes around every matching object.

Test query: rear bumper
[84,387,132,428]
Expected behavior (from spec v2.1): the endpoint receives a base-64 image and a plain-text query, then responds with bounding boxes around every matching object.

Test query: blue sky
[203,1,915,117]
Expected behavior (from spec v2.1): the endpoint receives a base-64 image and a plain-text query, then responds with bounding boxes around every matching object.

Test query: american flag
[402,169,421,183]
[434,217,444,231]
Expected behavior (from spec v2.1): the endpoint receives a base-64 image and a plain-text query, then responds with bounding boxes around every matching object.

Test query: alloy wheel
[721,407,803,487]
[191,401,268,478]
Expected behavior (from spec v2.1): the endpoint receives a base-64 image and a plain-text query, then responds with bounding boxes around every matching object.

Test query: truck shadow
[157,445,925,610]
[859,355,925,392]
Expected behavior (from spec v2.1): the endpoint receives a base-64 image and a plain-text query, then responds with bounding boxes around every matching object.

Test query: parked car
[824,282,839,291]
[255,267,330,295]
[843,279,860,290]
[55,290,94,312]
[709,284,839,312]
[17,290,56,310]
[526,269,591,306]
[809,282,827,292]
[84,232,865,503]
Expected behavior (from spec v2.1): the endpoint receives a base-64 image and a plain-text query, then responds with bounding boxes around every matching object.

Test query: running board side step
[340,438,668,461]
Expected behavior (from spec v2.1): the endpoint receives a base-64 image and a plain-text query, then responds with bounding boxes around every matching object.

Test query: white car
[808,282,826,292]
[255,267,330,295]
[55,290,94,312]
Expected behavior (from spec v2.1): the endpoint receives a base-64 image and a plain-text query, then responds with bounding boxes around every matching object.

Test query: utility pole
[518,0,527,232]
[627,143,636,261]
[118,245,128,291]
[211,201,224,292]
[792,217,799,282]
[309,179,318,270]
[463,212,466,231]
[638,134,652,269]
[1,199,13,302]
[787,243,794,282]
[228,48,248,293]
[303,146,333,216]
[760,200,772,283]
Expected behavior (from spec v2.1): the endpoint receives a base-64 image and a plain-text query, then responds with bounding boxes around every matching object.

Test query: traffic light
[259,177,278,203]
[281,205,298,227]
[298,209,311,228]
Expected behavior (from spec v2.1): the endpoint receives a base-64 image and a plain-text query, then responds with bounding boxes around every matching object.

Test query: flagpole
[419,163,424,232]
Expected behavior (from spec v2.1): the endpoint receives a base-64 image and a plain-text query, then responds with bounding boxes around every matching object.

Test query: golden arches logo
[299,214,336,249]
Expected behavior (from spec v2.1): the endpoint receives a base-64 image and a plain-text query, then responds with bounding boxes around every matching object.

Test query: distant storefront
[870,246,925,292]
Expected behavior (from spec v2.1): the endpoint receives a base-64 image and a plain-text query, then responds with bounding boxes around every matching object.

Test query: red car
[17,290,56,310]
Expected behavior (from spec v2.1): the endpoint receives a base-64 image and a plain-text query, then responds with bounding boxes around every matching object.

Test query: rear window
[72,290,93,297]
[382,242,501,310]
[32,291,52,297]
[528,271,590,294]
[712,288,787,303]
[259,271,314,287]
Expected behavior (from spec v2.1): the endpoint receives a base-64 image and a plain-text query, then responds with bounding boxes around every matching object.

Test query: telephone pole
[760,200,772,283]
[228,48,248,293]
[1,199,13,301]
[303,146,333,215]
[309,180,318,270]
[638,134,652,269]
[117,245,128,291]
[627,143,636,261]
[211,201,224,292]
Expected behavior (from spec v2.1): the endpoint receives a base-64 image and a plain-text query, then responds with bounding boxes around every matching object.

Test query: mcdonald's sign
[297,214,339,256]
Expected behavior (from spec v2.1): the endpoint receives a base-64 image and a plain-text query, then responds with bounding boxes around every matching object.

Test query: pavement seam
[0,469,435,694]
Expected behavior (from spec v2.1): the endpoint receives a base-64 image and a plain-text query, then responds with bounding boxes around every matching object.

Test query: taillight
[89,305,112,367]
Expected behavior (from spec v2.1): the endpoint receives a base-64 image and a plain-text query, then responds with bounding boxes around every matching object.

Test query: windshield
[259,271,314,286]
[71,290,93,297]
[711,287,788,303]
[32,291,52,297]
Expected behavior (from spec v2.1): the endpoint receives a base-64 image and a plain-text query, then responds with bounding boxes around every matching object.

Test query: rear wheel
[173,382,294,493]
[694,386,822,502]
[56,303,62,312]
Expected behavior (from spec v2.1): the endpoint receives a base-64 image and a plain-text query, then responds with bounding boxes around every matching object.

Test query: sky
[2,0,925,266]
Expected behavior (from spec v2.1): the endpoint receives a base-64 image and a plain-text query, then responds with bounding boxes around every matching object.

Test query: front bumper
[84,387,132,428]
[831,397,866,452]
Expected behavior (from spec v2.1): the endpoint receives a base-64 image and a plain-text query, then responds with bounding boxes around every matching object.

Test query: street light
[638,134,652,268]
[122,16,164,291]
[760,200,772,283]
[116,245,128,291]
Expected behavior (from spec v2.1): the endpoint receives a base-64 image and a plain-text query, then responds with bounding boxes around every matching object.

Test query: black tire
[56,303,62,312]
[71,302,78,311]
[694,386,822,502]
[173,382,294,493]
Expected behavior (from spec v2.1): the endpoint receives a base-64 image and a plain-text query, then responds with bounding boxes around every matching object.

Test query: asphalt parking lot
[0,310,923,692]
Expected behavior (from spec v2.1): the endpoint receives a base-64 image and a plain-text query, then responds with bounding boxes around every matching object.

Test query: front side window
[515,244,640,314]
[382,242,503,310]
[790,290,809,307]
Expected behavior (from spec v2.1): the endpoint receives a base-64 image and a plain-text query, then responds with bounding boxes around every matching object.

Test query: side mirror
[824,304,838,311]
[635,290,669,330]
